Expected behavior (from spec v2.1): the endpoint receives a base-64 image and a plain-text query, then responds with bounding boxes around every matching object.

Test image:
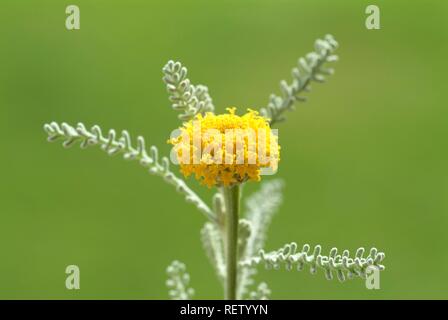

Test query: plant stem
[222,185,240,300]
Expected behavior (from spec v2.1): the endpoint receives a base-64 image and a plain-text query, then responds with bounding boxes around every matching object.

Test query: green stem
[222,185,240,300]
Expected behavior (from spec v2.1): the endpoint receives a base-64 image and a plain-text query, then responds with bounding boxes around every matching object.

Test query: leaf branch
[163,60,215,121]
[201,222,226,282]
[166,261,195,300]
[240,242,385,282]
[248,282,271,300]
[43,122,216,223]
[237,179,283,298]
[261,34,339,125]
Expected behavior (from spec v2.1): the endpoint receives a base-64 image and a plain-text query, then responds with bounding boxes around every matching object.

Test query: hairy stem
[223,185,240,300]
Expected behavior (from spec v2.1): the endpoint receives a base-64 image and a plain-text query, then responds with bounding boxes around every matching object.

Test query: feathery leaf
[261,34,338,125]
[163,60,215,121]
[241,242,385,282]
[43,122,216,222]
[166,261,195,300]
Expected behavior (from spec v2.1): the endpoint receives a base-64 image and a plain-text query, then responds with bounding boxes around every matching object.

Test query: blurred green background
[1,0,447,299]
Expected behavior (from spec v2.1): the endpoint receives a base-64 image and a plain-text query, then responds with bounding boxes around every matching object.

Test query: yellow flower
[169,108,280,188]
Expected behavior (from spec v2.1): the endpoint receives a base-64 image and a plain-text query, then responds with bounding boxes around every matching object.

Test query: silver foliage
[43,122,216,222]
[201,222,226,282]
[166,260,195,300]
[163,60,215,121]
[245,179,284,254]
[261,34,339,125]
[213,192,226,226]
[248,282,271,300]
[240,242,385,282]
[237,179,284,299]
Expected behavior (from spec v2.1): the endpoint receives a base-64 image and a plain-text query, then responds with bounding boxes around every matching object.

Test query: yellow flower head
[168,108,280,187]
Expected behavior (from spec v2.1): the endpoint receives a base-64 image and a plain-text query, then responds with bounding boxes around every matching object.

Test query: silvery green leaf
[260,34,339,125]
[162,60,215,121]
